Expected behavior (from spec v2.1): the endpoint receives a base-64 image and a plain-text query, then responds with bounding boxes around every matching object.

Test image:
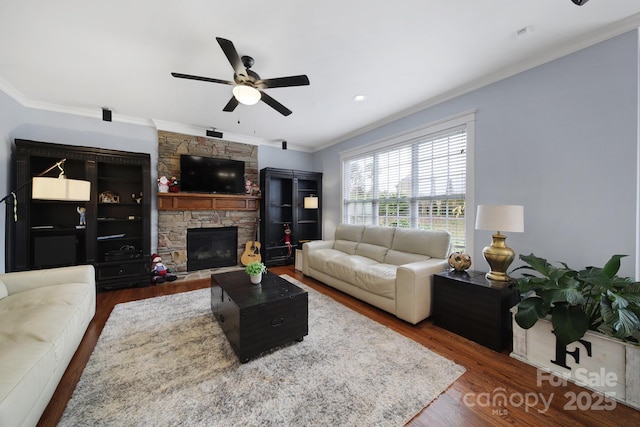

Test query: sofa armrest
[302,240,334,275]
[1,264,96,296]
[395,259,449,324]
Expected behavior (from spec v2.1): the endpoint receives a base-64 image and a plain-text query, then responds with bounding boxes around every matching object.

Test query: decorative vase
[250,274,262,285]
[448,252,472,271]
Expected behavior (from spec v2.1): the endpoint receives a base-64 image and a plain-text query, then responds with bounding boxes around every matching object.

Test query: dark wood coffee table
[211,270,308,363]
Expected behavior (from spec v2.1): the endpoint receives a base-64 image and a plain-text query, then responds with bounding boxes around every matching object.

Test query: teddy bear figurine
[151,253,177,284]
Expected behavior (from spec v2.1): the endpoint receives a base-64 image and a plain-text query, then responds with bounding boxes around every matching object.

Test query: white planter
[250,274,262,285]
[511,309,640,410]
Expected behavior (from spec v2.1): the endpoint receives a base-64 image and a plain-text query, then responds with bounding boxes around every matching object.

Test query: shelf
[157,192,260,211]
[297,220,317,224]
[266,244,299,250]
[31,227,85,233]
[98,176,142,182]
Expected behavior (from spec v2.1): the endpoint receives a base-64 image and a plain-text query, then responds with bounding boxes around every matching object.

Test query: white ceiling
[1,0,639,152]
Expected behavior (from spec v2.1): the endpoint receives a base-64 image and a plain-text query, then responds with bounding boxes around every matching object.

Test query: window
[342,112,474,252]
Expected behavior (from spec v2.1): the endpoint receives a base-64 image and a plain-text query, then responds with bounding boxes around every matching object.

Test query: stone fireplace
[156,131,259,273]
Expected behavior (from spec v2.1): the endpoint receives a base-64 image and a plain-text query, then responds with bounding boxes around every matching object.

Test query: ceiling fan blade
[260,92,292,116]
[171,72,234,85]
[215,37,247,78]
[223,96,239,112]
[261,75,310,89]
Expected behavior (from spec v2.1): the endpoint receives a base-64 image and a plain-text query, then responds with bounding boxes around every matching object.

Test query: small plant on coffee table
[245,261,267,276]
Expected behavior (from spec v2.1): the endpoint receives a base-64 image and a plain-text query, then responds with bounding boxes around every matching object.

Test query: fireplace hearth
[187,227,238,271]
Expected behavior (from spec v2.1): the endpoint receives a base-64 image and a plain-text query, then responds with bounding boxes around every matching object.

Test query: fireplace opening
[187,227,238,271]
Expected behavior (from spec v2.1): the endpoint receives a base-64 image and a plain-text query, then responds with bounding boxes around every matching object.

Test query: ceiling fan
[171,37,310,116]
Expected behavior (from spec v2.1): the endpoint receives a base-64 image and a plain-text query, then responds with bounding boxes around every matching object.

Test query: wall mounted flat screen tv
[180,155,245,194]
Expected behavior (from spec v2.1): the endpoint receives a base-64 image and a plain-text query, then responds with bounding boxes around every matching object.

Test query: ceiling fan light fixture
[232,85,261,105]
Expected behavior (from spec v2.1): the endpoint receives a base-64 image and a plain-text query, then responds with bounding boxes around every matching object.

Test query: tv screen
[180,155,245,194]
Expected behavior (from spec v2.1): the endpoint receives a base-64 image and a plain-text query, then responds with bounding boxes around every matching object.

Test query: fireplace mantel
[158,192,260,211]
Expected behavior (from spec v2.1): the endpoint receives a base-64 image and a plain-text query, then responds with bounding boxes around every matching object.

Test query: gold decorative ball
[448,252,472,271]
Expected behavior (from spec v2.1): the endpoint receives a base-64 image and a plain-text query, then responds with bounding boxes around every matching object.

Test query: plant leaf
[551,303,589,345]
[602,254,626,278]
[518,253,552,276]
[515,297,547,329]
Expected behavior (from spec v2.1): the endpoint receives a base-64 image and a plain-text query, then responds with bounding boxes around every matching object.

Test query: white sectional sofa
[303,224,451,324]
[0,265,96,427]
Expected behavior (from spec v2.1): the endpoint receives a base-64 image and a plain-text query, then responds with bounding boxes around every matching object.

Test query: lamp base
[482,232,515,282]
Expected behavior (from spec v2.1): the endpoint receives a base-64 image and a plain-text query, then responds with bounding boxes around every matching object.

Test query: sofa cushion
[307,248,345,271]
[354,263,397,299]
[334,240,359,255]
[325,255,378,284]
[334,224,366,242]
[385,250,430,266]
[390,228,451,259]
[355,243,388,263]
[361,226,396,247]
[0,279,7,300]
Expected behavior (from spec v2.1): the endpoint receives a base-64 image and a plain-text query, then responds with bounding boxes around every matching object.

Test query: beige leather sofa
[303,224,451,324]
[0,265,96,427]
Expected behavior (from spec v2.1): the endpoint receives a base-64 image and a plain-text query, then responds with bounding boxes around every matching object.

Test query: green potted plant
[514,253,640,346]
[245,261,267,284]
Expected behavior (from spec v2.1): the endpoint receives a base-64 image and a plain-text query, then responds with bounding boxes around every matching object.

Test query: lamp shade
[475,204,524,233]
[232,85,261,105]
[32,177,91,201]
[304,195,318,209]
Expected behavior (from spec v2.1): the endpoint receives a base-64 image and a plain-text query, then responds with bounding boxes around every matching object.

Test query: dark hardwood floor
[38,266,638,426]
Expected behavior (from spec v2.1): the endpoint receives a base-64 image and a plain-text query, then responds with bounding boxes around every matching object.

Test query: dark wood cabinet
[433,270,520,352]
[6,139,151,290]
[259,168,322,267]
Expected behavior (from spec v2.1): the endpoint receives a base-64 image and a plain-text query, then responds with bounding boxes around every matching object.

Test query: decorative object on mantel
[511,253,640,410]
[245,175,252,194]
[157,176,169,193]
[245,261,267,284]
[447,252,471,272]
[169,177,179,193]
[475,204,524,281]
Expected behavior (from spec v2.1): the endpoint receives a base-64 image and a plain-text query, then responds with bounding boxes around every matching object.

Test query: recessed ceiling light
[353,95,367,102]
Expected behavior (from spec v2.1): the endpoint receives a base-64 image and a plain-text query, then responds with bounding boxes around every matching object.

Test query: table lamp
[475,204,524,281]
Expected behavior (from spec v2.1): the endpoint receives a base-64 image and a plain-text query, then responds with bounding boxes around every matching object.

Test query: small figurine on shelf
[280,223,293,258]
[151,253,177,284]
[169,177,179,193]
[157,176,169,193]
[76,206,86,226]
[131,192,143,204]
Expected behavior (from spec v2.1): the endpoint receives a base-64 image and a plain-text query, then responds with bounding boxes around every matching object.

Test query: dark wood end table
[211,270,308,362]
[433,269,520,352]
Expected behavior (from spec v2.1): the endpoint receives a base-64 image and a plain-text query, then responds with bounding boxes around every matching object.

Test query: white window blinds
[343,123,468,251]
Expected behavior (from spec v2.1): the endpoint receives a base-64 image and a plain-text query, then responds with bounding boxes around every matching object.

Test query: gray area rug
[59,275,465,426]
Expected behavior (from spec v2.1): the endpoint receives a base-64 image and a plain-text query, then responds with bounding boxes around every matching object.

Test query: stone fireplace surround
[156,131,259,273]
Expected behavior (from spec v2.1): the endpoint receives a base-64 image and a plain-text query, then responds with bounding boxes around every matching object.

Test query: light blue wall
[313,30,639,277]
[258,144,315,172]
[0,91,25,273]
